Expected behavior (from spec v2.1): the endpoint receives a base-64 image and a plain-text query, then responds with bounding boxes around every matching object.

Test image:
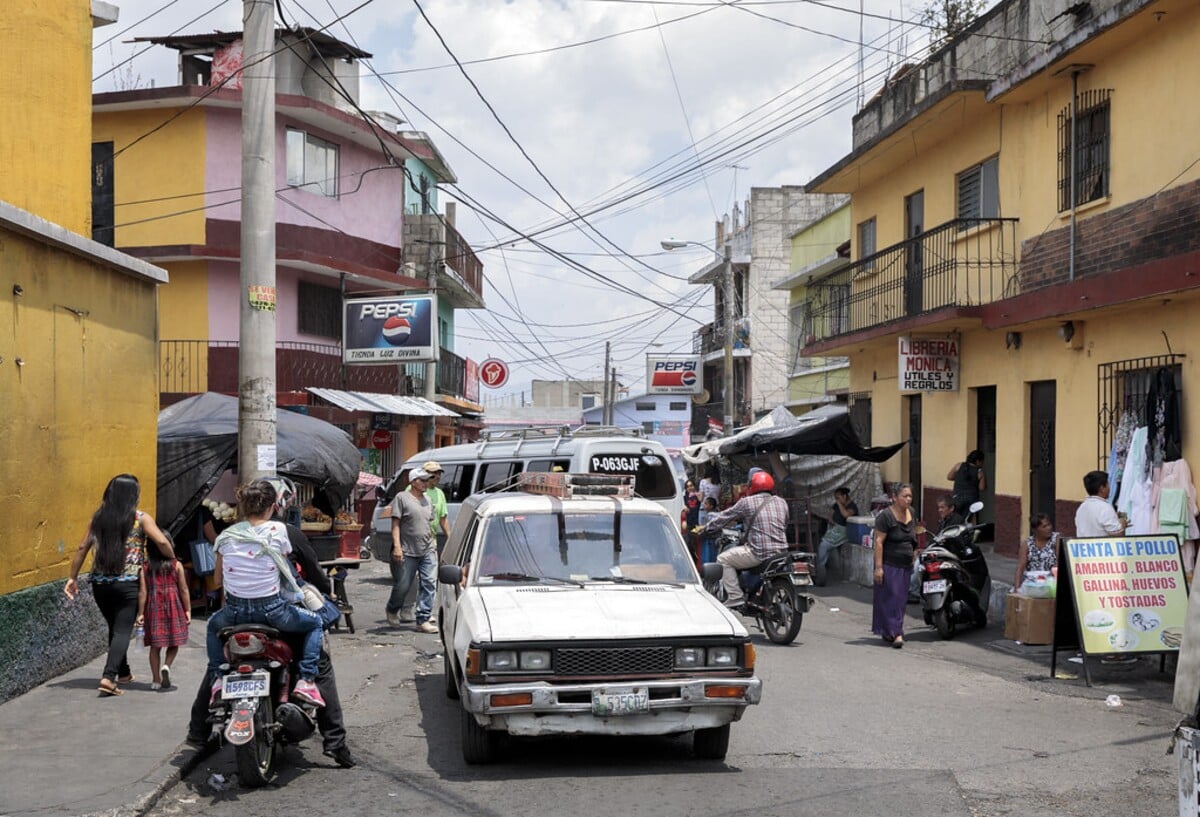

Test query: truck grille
[555,646,674,676]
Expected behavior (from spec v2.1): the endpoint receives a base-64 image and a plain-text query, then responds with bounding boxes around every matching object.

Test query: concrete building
[0,1,169,702]
[805,0,1200,552]
[91,29,486,476]
[686,187,846,439]
[583,393,692,474]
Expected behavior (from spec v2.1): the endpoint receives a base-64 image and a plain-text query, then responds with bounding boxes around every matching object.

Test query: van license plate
[923,579,947,594]
[592,687,649,716]
[222,671,270,698]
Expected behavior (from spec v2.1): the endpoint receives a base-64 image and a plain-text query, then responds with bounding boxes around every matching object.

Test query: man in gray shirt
[385,468,438,632]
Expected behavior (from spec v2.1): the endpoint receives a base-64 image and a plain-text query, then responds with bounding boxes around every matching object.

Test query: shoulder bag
[260,543,343,629]
[188,514,217,576]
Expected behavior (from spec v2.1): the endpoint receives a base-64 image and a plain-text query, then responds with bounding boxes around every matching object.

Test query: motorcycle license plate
[923,579,948,594]
[222,671,270,698]
[592,687,649,717]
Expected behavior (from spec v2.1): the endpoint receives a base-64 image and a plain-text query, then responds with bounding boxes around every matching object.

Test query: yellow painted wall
[790,203,850,269]
[788,367,850,408]
[0,229,161,594]
[93,109,208,248]
[0,1,92,233]
[158,261,211,340]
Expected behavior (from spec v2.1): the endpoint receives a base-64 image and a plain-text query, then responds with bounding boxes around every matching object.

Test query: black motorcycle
[917,501,991,639]
[703,529,815,645]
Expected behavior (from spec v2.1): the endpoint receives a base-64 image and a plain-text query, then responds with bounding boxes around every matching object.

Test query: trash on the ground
[829,607,840,613]
[1068,656,1084,664]
[207,771,230,792]
[178,798,196,804]
[1105,694,1123,708]
[416,650,441,660]
[1054,671,1078,680]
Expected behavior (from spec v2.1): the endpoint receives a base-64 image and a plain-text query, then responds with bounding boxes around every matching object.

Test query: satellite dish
[696,389,710,404]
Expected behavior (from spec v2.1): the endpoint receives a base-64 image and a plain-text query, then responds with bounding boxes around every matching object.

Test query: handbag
[188,515,216,576]
[260,544,342,628]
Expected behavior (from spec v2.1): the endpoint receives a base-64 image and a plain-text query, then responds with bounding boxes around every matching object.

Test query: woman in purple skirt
[873,483,917,648]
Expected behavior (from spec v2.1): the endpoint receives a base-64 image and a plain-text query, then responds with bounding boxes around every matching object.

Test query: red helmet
[748,471,775,496]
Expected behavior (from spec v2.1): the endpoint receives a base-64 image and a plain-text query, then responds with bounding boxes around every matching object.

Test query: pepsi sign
[343,295,438,364]
[645,355,703,395]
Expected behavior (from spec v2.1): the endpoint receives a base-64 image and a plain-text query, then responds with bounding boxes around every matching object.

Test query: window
[635,402,656,411]
[92,142,114,246]
[668,401,687,411]
[440,463,476,503]
[956,156,999,223]
[297,281,342,339]
[479,461,522,492]
[581,394,597,410]
[858,218,876,272]
[789,301,813,371]
[286,128,339,197]
[1057,90,1111,212]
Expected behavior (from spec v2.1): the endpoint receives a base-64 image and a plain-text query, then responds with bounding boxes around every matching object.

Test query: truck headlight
[707,646,738,667]
[675,647,705,668]
[486,650,518,670]
[519,650,551,670]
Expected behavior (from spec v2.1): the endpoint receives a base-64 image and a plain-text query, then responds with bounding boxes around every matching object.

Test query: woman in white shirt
[204,480,325,707]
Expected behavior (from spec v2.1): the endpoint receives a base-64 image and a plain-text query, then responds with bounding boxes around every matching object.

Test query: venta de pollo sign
[898,335,959,392]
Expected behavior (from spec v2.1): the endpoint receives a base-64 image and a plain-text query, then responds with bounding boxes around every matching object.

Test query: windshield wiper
[587,575,684,588]
[488,572,582,586]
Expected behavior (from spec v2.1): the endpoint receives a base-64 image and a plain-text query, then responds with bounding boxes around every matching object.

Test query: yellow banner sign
[1065,535,1186,654]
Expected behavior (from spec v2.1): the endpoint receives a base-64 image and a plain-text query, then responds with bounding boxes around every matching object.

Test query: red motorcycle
[211,624,318,787]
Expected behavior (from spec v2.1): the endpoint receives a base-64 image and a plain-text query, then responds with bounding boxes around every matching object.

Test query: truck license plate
[222,671,270,698]
[923,579,947,594]
[592,687,649,716]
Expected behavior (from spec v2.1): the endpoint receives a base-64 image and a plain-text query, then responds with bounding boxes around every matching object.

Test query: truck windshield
[475,512,695,585]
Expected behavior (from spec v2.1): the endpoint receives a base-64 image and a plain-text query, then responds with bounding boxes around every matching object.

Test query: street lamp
[661,239,735,436]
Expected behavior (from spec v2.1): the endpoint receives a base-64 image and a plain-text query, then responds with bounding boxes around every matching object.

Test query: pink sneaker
[291,679,326,708]
[209,679,222,707]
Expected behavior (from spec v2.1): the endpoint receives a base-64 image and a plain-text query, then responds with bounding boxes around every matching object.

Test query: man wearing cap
[386,469,438,633]
[422,460,452,547]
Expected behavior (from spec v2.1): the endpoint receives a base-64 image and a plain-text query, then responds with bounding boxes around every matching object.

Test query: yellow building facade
[807,0,1200,552]
[0,3,169,702]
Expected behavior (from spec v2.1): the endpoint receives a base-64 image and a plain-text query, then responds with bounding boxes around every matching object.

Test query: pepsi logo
[381,316,412,345]
[650,369,697,388]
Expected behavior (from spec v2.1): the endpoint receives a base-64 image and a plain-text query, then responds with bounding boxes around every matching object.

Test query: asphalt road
[145,559,1181,817]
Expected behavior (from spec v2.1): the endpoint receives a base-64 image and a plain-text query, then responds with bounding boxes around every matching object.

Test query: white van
[366,426,682,559]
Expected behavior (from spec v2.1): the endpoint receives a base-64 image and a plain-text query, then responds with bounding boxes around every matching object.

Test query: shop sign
[372,413,394,431]
[464,358,480,403]
[646,355,703,395]
[371,429,393,450]
[1063,535,1187,655]
[480,358,509,389]
[343,294,438,364]
[898,335,959,392]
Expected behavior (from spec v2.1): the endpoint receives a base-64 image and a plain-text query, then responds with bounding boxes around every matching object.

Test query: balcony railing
[808,217,1019,344]
[692,319,750,356]
[159,340,402,396]
[443,221,483,298]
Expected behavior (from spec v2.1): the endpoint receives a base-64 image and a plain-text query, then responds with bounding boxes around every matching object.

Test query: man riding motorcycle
[694,471,790,608]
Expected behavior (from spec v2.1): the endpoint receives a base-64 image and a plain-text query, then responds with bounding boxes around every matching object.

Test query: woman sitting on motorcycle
[205,479,325,708]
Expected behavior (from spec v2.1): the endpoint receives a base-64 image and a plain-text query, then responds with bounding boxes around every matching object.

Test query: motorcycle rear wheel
[761,579,802,644]
[932,607,956,639]
[235,697,275,787]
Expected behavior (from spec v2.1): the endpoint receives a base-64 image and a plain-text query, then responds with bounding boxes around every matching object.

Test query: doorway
[1029,381,1057,526]
[904,189,925,317]
[907,395,923,517]
[976,386,997,524]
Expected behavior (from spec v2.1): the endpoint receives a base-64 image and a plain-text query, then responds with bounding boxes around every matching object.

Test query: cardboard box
[1004,592,1056,645]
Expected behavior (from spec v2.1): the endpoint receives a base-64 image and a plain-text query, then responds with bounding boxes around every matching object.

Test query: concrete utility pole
[602,340,612,424]
[423,237,437,451]
[237,0,278,483]
[721,242,734,437]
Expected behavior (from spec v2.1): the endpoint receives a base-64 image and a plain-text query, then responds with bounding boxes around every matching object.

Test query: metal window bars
[1096,355,1184,470]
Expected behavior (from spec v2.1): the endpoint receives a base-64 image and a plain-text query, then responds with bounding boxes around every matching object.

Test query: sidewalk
[0,620,209,817]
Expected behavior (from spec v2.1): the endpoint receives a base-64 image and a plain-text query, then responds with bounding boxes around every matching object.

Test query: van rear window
[588,452,676,500]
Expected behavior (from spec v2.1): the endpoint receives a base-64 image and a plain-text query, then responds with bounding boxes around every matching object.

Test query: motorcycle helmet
[265,476,297,511]
[276,701,317,742]
[747,471,775,496]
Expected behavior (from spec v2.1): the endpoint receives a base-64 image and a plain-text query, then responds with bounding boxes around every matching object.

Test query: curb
[78,742,210,817]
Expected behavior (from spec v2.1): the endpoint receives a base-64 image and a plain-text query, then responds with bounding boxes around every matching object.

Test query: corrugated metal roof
[306,388,459,417]
[132,28,371,60]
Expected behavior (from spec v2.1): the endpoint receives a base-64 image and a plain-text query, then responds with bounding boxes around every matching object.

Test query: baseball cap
[422,460,444,474]
[409,468,432,482]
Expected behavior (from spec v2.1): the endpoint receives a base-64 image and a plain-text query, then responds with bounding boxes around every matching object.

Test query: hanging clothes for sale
[1146,367,1183,467]
[1117,426,1149,517]
[1151,458,1200,573]
[1108,407,1138,501]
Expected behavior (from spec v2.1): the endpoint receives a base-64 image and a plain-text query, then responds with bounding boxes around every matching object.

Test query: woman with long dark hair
[65,474,175,696]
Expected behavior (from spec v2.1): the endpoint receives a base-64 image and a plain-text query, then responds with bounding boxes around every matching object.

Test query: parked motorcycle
[210,624,319,787]
[703,529,815,644]
[917,501,990,639]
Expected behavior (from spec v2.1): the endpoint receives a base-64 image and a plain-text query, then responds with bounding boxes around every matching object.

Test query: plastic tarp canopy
[156,392,361,537]
[682,404,907,465]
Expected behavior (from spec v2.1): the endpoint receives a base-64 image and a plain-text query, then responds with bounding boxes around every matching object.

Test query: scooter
[917,500,990,639]
[209,624,318,787]
[704,529,815,645]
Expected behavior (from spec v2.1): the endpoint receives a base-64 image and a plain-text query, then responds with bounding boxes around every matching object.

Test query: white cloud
[93,0,969,396]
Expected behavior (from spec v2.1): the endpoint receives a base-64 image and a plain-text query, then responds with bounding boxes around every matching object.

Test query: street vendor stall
[156,392,363,615]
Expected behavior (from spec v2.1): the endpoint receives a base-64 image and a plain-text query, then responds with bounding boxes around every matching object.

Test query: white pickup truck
[436,473,762,764]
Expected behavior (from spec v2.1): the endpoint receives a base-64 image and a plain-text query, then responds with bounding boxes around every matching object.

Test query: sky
[91,0,986,402]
